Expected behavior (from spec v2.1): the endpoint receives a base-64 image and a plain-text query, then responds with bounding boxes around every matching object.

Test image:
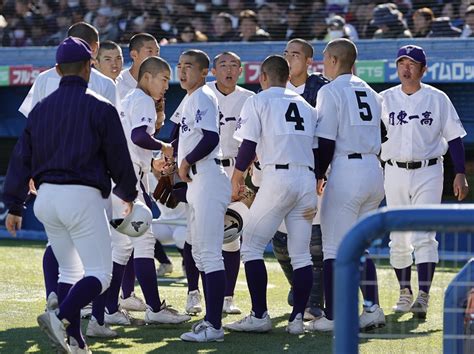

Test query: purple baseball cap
[56,36,92,64]
[396,45,426,67]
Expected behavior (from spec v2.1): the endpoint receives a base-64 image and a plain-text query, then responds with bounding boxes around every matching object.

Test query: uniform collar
[59,75,88,88]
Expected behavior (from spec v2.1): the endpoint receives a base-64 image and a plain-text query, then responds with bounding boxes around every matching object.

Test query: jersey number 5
[355,90,372,121]
[285,103,304,131]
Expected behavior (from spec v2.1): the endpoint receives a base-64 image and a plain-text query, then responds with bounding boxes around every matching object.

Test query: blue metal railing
[334,204,474,354]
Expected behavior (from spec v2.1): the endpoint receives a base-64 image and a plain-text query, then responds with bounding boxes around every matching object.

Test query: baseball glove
[153,175,180,209]
[239,186,256,209]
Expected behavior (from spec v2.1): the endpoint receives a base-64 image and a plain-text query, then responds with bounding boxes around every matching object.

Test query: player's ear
[306,56,312,67]
[130,49,138,62]
[211,67,217,76]
[201,67,209,79]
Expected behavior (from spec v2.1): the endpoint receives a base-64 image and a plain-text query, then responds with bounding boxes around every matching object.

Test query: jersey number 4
[355,90,373,121]
[285,103,304,131]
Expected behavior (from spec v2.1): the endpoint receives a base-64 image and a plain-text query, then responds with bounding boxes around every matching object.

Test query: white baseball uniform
[380,83,467,269]
[171,85,231,274]
[315,74,385,260]
[19,67,117,117]
[116,68,137,100]
[235,87,317,270]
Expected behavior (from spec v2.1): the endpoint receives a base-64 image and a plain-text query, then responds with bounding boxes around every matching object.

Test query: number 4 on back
[285,102,305,131]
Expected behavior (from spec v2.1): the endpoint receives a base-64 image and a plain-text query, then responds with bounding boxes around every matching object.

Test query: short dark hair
[138,56,171,82]
[67,22,98,46]
[261,55,289,84]
[325,38,357,70]
[216,12,233,26]
[58,60,90,75]
[129,33,158,53]
[98,40,121,59]
[287,38,314,59]
[181,49,210,70]
[213,51,241,68]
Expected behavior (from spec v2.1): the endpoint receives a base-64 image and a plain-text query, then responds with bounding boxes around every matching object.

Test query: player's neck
[401,82,422,95]
[215,81,236,96]
[187,81,205,95]
[129,64,139,82]
[289,72,308,87]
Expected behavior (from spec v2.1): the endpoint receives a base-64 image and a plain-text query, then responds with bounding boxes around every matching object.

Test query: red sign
[9,65,47,86]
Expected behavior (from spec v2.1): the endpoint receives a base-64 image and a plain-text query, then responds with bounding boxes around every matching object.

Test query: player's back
[316,74,382,158]
[238,87,317,169]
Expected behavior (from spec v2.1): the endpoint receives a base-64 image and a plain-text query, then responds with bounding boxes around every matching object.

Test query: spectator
[351,0,378,39]
[460,5,474,38]
[428,17,462,37]
[441,0,463,28]
[45,9,72,45]
[310,12,328,41]
[37,0,58,37]
[285,5,312,40]
[325,14,359,41]
[212,12,238,42]
[371,4,412,39]
[257,3,286,41]
[228,0,246,29]
[191,13,211,38]
[83,0,100,25]
[412,7,434,38]
[174,20,207,43]
[30,14,49,45]
[94,7,119,42]
[10,18,32,46]
[238,9,270,42]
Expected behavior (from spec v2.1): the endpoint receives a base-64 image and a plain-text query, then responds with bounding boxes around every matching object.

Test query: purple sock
[244,260,268,318]
[223,250,241,297]
[204,270,226,329]
[394,265,412,292]
[290,265,313,321]
[360,257,379,307]
[417,262,436,294]
[121,254,135,299]
[200,271,208,304]
[184,242,200,293]
[154,240,171,264]
[105,262,126,314]
[134,258,161,311]
[43,246,59,299]
[67,310,84,348]
[177,247,184,267]
[58,277,102,322]
[323,259,334,320]
[57,282,73,306]
[91,290,107,325]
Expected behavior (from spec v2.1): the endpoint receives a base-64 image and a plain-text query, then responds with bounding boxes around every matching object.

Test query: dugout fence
[334,205,474,354]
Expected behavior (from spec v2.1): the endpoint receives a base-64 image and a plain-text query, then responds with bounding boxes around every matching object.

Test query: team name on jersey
[388,110,433,126]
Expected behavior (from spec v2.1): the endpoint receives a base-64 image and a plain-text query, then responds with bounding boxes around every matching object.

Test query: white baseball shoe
[411,290,429,319]
[180,320,224,342]
[359,304,386,331]
[392,288,413,313]
[303,307,324,321]
[37,311,70,353]
[286,313,304,335]
[223,311,272,333]
[46,292,59,312]
[145,301,191,324]
[222,296,242,314]
[119,292,147,312]
[69,337,92,354]
[185,290,202,315]
[80,303,92,319]
[104,309,132,326]
[304,316,334,332]
[156,263,174,277]
[86,316,118,338]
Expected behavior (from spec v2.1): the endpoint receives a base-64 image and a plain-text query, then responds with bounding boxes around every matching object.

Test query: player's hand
[179,158,192,182]
[317,178,326,196]
[453,173,469,201]
[123,201,134,217]
[28,179,37,195]
[231,172,245,202]
[5,214,22,237]
[161,143,173,159]
[152,158,167,172]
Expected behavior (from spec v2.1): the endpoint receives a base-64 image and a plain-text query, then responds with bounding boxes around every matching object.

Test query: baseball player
[102,56,191,326]
[380,45,469,319]
[4,37,138,353]
[271,38,329,321]
[308,38,385,332]
[95,40,123,82]
[171,50,232,342]
[224,55,318,335]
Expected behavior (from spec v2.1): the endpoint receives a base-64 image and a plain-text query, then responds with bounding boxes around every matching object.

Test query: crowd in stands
[1,0,474,47]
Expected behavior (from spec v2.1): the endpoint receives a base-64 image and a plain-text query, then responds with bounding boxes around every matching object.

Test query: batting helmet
[110,200,152,237]
[224,201,249,244]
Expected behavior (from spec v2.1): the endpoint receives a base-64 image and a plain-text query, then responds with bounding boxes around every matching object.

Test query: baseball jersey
[19,67,117,117]
[287,81,305,95]
[235,87,318,169]
[116,68,137,100]
[171,85,222,167]
[315,74,382,158]
[380,83,467,162]
[207,81,254,158]
[121,88,156,172]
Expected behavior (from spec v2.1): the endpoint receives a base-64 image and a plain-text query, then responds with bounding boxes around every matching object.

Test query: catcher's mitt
[153,175,180,209]
[239,186,256,209]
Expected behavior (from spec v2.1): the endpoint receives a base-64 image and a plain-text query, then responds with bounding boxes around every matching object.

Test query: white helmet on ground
[224,201,249,244]
[110,200,152,237]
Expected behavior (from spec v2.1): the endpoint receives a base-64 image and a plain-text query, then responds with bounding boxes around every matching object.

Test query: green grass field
[0,239,461,353]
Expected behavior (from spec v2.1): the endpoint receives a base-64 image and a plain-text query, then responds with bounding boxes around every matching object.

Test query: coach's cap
[56,36,92,64]
[396,45,427,67]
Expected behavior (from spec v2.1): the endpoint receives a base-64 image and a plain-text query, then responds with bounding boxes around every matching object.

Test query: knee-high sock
[91,289,107,325]
[43,246,59,299]
[244,260,268,318]
[204,270,226,329]
[134,258,161,312]
[360,257,379,306]
[223,250,240,297]
[57,282,73,306]
[58,277,102,349]
[121,254,135,299]
[290,265,313,321]
[184,242,200,293]
[417,262,436,294]
[154,240,171,264]
[177,247,184,266]
[394,265,412,292]
[323,259,334,320]
[200,271,208,304]
[105,262,126,314]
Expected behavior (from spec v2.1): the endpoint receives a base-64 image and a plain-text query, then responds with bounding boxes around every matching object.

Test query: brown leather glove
[153,175,179,209]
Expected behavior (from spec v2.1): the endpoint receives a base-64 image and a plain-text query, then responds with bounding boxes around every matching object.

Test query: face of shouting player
[131,40,160,66]
[96,48,123,80]
[284,42,311,81]
[178,54,208,94]
[141,69,170,101]
[397,57,426,88]
[212,53,242,94]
